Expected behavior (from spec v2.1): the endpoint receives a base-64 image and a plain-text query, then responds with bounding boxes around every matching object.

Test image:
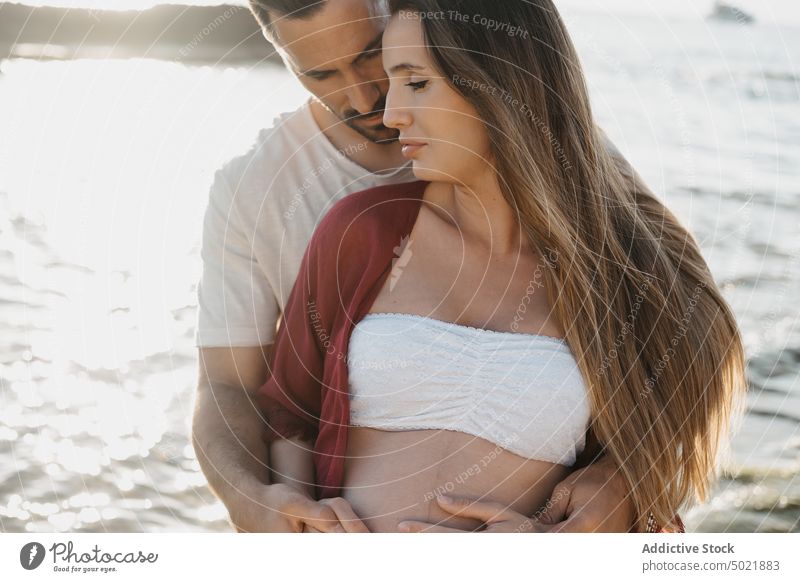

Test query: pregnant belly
[341,426,572,533]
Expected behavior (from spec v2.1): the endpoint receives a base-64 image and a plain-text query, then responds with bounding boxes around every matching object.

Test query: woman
[256,0,747,533]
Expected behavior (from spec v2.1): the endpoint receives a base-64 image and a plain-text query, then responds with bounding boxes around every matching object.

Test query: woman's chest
[368,233,560,337]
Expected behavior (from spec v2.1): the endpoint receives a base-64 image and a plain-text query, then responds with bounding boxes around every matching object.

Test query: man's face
[269,0,399,144]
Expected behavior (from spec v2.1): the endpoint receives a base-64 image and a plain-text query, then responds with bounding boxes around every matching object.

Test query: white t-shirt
[194,100,416,348]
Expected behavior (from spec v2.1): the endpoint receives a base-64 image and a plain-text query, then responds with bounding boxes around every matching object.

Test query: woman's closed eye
[405,80,429,91]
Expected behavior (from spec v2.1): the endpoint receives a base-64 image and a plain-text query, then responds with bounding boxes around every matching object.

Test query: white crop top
[347,313,591,466]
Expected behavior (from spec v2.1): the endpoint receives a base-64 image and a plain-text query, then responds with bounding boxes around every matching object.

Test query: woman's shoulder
[312,180,427,248]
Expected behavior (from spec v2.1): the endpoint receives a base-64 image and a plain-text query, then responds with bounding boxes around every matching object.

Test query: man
[192,0,636,533]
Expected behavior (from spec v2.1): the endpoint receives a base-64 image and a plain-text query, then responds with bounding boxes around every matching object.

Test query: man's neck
[309,99,407,174]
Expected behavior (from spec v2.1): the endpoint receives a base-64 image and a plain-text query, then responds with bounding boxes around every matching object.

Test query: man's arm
[572,423,604,469]
[193,344,278,531]
[539,453,636,532]
[194,345,367,533]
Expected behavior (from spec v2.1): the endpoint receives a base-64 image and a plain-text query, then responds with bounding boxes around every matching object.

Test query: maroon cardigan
[255,179,684,533]
[255,180,428,499]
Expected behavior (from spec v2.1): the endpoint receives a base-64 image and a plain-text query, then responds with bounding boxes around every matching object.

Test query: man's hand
[233,483,370,533]
[299,497,371,533]
[399,455,635,533]
[537,454,635,532]
[397,495,548,533]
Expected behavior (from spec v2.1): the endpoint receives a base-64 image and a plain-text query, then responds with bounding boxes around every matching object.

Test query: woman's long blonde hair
[389,0,747,531]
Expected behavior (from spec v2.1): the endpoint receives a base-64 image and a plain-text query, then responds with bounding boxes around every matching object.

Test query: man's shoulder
[215,103,315,189]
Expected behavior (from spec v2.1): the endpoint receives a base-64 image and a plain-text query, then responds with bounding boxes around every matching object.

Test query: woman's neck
[428,173,528,257]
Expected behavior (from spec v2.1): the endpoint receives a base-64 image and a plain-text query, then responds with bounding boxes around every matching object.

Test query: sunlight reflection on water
[1,57,306,532]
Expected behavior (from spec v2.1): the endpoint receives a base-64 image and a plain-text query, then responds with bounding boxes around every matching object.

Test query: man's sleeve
[194,168,280,348]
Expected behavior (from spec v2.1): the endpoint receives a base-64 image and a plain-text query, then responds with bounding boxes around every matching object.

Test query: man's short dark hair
[248,1,328,36]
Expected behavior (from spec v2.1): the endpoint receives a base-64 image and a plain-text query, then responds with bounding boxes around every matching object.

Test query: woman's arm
[269,435,317,499]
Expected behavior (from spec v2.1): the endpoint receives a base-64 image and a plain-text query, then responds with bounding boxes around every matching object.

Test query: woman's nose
[383,91,411,129]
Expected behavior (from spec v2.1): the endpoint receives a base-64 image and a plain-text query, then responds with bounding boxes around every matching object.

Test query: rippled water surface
[1,8,798,532]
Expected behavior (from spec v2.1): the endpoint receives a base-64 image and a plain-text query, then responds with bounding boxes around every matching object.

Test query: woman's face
[382,13,493,184]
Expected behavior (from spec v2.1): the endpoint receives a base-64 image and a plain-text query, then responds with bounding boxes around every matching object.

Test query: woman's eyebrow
[388,63,425,74]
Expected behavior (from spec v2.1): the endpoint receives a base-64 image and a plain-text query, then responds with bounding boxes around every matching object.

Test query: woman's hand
[397,495,548,533]
[241,483,369,533]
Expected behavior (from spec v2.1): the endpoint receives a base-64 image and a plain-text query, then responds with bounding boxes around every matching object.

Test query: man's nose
[345,72,381,115]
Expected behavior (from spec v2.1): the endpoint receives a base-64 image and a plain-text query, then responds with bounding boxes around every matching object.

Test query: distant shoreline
[0,2,282,63]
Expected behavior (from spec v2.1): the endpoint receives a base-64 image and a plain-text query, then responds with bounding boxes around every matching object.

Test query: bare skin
[343,428,571,532]
[340,185,576,532]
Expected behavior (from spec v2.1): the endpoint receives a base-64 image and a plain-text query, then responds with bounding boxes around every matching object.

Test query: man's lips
[352,112,384,123]
[400,141,427,158]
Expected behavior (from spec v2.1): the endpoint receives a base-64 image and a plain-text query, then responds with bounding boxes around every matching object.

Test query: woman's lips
[400,142,426,158]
